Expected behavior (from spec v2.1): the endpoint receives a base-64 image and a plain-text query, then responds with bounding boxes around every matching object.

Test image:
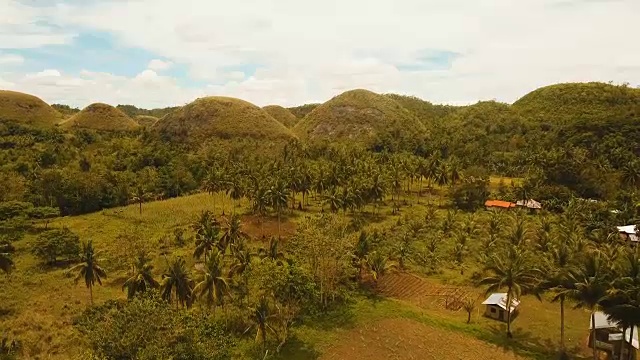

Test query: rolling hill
[262,105,299,128]
[134,115,159,128]
[512,82,640,124]
[0,90,62,127]
[294,89,427,144]
[154,96,295,144]
[288,103,320,119]
[385,94,461,125]
[59,103,139,131]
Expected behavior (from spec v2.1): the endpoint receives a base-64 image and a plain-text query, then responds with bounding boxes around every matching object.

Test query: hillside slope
[0,90,62,127]
[263,105,299,127]
[294,89,426,145]
[385,94,461,125]
[512,82,640,124]
[155,96,295,144]
[60,103,139,131]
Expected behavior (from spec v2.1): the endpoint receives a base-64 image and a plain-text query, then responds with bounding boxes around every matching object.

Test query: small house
[589,311,638,359]
[484,200,516,211]
[515,199,542,211]
[481,293,520,322]
[617,225,639,243]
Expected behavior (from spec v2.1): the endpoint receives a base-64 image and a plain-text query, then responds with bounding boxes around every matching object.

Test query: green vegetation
[263,105,299,128]
[134,115,159,127]
[116,104,179,119]
[0,90,62,127]
[155,96,296,146]
[60,103,140,131]
[512,82,640,124]
[294,89,427,149]
[3,81,640,359]
[385,93,461,125]
[287,103,320,119]
[51,104,80,118]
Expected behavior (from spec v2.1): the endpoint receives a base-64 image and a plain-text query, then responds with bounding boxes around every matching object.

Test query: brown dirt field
[377,272,480,310]
[321,318,526,360]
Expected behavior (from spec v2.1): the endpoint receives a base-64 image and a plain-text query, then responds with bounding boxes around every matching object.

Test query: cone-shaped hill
[154,96,295,144]
[294,89,426,144]
[0,90,62,127]
[262,105,299,128]
[60,103,139,131]
[134,115,159,128]
[512,82,640,124]
[385,94,461,125]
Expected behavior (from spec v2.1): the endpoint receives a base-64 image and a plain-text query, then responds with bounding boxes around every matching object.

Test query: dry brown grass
[134,115,159,127]
[263,105,299,127]
[155,96,295,144]
[60,103,139,131]
[0,90,62,127]
[293,89,426,143]
[321,317,526,360]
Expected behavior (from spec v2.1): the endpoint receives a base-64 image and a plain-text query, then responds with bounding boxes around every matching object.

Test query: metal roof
[590,311,640,349]
[481,293,520,312]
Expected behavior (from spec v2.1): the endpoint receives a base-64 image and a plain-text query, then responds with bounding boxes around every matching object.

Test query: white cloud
[0,1,74,48]
[0,53,24,66]
[2,0,640,107]
[147,59,173,71]
[3,69,204,108]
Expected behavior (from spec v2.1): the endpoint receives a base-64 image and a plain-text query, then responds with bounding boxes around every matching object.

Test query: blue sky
[0,0,638,108]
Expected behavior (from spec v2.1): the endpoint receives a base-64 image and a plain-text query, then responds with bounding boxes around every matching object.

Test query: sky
[0,0,639,109]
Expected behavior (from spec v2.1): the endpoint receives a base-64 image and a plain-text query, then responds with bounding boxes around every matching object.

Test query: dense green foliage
[116,104,178,119]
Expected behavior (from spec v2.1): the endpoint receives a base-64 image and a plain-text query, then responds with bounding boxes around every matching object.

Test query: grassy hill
[288,103,320,119]
[263,105,299,128]
[512,82,640,124]
[385,94,461,125]
[155,96,295,144]
[51,104,80,118]
[294,89,427,144]
[0,90,62,127]
[134,115,159,127]
[59,103,139,131]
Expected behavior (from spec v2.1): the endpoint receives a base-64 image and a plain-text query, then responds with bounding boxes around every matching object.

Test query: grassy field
[0,180,591,359]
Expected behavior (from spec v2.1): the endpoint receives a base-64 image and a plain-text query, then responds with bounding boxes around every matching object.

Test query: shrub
[31,227,80,265]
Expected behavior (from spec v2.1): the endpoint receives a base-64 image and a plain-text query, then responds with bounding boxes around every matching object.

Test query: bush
[450,177,489,211]
[74,292,235,360]
[31,227,80,265]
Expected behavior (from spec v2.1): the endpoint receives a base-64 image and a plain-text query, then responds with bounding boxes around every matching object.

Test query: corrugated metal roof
[485,200,516,208]
[516,199,542,209]
[481,293,520,312]
[590,311,639,349]
[617,225,637,235]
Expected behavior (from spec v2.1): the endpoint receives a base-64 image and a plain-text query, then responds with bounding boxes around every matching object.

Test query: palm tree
[562,251,609,360]
[220,214,249,252]
[122,252,159,299]
[245,295,278,352]
[462,297,477,324]
[322,188,343,214]
[193,249,230,315]
[258,237,285,265]
[368,251,394,282]
[68,240,107,306]
[194,217,220,262]
[605,249,640,360]
[542,239,577,357]
[266,179,289,238]
[353,231,371,280]
[130,186,150,215]
[161,257,193,309]
[480,247,540,338]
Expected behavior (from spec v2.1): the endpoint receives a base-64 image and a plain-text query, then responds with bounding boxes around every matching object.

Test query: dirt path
[321,318,526,360]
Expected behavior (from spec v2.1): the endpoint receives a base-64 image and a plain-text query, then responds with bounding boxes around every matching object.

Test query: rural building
[484,200,516,210]
[515,199,542,211]
[589,311,638,359]
[617,225,639,243]
[481,293,520,322]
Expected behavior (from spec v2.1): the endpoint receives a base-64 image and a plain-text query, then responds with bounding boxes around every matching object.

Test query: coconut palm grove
[1,81,640,360]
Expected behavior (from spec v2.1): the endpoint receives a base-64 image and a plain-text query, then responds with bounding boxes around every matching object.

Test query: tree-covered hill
[512,82,640,124]
[385,93,460,125]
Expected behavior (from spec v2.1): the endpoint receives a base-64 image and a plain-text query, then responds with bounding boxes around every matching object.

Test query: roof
[590,311,640,349]
[617,225,639,242]
[481,293,520,312]
[516,199,542,209]
[485,200,516,208]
